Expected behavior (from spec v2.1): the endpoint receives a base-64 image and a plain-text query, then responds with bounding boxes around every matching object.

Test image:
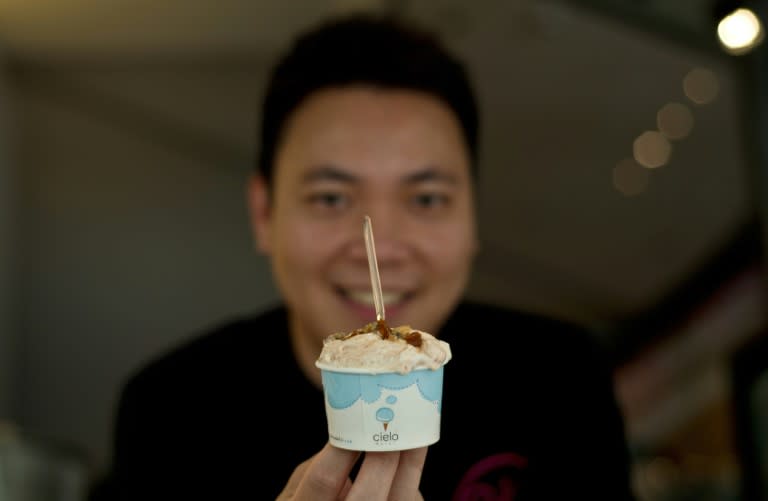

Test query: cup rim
[314,361,446,374]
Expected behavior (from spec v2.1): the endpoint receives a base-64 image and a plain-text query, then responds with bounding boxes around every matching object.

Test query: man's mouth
[346,290,407,306]
[335,288,413,309]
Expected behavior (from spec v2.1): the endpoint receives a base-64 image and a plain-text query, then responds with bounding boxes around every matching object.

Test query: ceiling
[0,0,758,328]
[0,0,724,56]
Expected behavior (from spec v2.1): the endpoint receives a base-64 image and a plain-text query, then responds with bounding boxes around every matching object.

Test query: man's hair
[256,13,480,184]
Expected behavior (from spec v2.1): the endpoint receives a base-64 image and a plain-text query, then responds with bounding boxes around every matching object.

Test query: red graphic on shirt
[451,452,528,501]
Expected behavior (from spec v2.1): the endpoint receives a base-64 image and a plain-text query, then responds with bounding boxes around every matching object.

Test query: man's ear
[246,174,272,254]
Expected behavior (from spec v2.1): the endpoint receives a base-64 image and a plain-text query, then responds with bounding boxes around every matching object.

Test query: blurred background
[0,0,766,499]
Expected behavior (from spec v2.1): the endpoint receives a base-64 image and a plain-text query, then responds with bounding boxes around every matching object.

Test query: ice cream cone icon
[377,407,394,431]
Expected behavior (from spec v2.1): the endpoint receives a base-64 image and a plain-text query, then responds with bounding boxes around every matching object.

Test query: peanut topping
[330,320,423,347]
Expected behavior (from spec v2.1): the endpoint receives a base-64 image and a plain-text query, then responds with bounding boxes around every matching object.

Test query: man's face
[249,86,477,347]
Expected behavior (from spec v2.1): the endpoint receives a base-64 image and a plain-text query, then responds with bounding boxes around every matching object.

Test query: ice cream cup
[315,363,446,451]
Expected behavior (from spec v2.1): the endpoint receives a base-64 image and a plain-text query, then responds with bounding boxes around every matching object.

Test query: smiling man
[93,13,636,501]
[249,86,477,391]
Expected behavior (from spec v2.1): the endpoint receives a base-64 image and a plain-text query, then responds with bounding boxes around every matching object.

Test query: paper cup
[315,364,445,451]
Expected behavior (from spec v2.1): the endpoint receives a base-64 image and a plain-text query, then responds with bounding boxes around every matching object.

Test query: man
[93,13,635,500]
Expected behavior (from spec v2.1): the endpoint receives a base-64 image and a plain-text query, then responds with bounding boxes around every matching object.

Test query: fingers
[277,454,314,499]
[388,447,428,501]
[291,443,361,500]
[277,444,428,501]
[346,451,401,501]
[338,477,353,500]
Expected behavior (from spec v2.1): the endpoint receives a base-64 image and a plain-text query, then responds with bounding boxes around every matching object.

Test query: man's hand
[277,443,427,501]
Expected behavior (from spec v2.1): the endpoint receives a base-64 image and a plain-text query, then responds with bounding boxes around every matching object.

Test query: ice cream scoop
[316,322,452,374]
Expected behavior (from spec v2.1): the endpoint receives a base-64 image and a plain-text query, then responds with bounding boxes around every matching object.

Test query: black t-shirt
[93,301,635,500]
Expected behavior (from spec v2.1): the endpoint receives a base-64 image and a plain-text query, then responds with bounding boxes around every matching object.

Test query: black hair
[256,13,479,184]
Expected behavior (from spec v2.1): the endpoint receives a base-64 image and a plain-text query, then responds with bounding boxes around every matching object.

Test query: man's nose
[349,209,408,265]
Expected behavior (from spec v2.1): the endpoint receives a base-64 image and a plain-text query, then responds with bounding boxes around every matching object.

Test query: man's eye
[411,193,450,210]
[307,192,349,209]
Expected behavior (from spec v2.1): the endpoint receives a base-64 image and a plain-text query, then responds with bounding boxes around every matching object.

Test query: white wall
[11,63,279,472]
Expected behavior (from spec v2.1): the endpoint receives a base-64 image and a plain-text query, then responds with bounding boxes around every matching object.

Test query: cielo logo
[373,431,399,442]
[373,395,399,443]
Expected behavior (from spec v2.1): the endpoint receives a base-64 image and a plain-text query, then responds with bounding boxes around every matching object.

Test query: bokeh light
[683,68,719,105]
[613,158,650,197]
[657,102,694,140]
[717,8,764,55]
[633,131,672,168]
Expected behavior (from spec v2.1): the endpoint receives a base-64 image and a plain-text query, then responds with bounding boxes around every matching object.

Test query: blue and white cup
[315,363,446,451]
